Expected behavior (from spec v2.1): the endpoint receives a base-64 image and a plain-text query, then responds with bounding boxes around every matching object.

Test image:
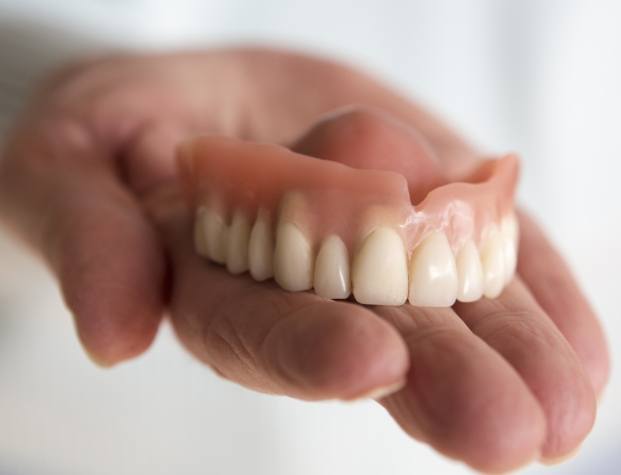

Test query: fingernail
[539,445,582,466]
[84,348,115,368]
[344,379,406,402]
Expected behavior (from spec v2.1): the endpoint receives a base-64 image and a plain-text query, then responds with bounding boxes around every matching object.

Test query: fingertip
[539,368,596,461]
[571,319,611,400]
[69,290,163,367]
[266,301,409,400]
[539,444,582,466]
[461,404,545,474]
[391,330,546,473]
[50,201,166,367]
[438,379,545,473]
[592,353,611,400]
[80,323,160,368]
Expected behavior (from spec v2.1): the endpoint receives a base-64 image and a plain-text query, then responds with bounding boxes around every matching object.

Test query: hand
[0,49,609,472]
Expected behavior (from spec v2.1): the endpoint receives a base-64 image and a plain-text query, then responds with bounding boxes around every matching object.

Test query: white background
[0,1,619,474]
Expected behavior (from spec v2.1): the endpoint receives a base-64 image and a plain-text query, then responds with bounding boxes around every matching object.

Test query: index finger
[150,190,410,401]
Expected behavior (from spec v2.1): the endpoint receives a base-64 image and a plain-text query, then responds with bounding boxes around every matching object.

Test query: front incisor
[352,227,408,305]
[455,239,484,302]
[408,231,458,307]
[313,235,351,299]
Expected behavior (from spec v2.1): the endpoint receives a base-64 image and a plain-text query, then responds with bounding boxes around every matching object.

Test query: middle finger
[454,279,596,461]
[374,304,545,473]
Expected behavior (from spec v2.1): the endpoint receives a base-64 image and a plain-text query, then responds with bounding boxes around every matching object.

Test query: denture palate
[179,136,519,307]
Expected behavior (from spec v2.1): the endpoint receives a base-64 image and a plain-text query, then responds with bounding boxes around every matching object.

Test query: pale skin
[0,49,610,473]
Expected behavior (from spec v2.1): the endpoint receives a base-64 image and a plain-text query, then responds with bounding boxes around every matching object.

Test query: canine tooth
[313,235,351,299]
[204,207,228,264]
[274,223,314,291]
[352,227,408,305]
[248,208,274,281]
[480,225,506,298]
[501,213,519,284]
[194,207,209,257]
[226,210,251,274]
[455,239,484,302]
[501,212,519,242]
[408,231,458,307]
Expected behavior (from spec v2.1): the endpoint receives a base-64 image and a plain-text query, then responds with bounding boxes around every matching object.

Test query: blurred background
[0,1,619,474]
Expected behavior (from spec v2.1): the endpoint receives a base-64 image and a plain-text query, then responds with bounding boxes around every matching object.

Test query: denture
[179,135,519,307]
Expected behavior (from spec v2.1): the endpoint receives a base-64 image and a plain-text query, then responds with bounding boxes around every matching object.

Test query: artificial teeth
[313,235,351,299]
[455,239,484,302]
[500,213,519,284]
[274,223,314,291]
[202,206,228,264]
[226,210,251,274]
[248,208,274,281]
[352,227,408,305]
[480,225,506,299]
[408,231,458,307]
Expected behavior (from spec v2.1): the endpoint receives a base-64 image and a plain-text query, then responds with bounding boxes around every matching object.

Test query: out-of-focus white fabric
[0,1,619,474]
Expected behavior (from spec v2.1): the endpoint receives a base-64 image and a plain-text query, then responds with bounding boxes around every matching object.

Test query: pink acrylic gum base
[179,136,518,255]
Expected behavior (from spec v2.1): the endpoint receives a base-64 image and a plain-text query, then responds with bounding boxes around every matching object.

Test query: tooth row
[195,206,518,307]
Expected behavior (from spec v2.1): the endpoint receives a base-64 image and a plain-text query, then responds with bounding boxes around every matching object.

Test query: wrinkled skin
[0,49,609,473]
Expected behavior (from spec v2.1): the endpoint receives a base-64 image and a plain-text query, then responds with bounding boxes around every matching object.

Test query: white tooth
[204,207,228,264]
[501,234,517,285]
[408,231,458,307]
[274,223,313,291]
[226,210,251,274]
[194,207,209,257]
[352,227,408,305]
[248,208,274,281]
[455,239,484,302]
[480,225,506,299]
[501,214,519,284]
[501,212,519,242]
[313,235,351,299]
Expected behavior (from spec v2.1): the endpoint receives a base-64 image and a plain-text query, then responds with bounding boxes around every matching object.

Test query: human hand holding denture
[0,50,609,472]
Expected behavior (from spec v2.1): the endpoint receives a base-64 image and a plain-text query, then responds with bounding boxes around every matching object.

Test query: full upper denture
[178,132,519,308]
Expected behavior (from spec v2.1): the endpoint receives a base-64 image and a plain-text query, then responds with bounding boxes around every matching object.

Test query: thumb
[0,117,165,366]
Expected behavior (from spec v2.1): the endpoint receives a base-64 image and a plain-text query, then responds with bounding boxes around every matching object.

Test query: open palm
[0,49,608,473]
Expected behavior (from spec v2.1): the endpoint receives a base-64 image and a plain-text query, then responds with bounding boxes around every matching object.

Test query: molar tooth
[313,235,351,299]
[408,231,458,307]
[480,225,506,299]
[226,210,251,274]
[455,239,484,302]
[501,213,519,284]
[274,223,314,291]
[352,227,408,305]
[203,206,228,264]
[194,206,209,257]
[248,208,274,281]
